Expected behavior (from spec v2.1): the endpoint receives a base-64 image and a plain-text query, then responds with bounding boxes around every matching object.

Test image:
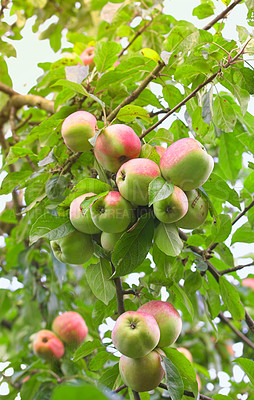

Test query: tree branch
[118,19,154,58]
[159,383,214,400]
[202,0,243,31]
[111,263,125,315]
[112,384,127,393]
[220,261,254,276]
[232,199,254,226]
[107,61,165,122]
[219,312,254,350]
[132,390,141,400]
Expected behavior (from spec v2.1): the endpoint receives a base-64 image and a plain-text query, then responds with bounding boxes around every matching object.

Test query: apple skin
[32,330,64,361]
[80,46,95,66]
[61,111,97,153]
[52,311,88,347]
[51,230,93,264]
[70,193,101,234]
[91,191,133,233]
[111,311,160,358]
[177,347,193,363]
[156,145,166,158]
[94,124,141,172]
[153,185,188,223]
[101,231,123,252]
[160,138,214,191]
[176,189,209,229]
[119,350,165,392]
[116,158,161,206]
[137,300,182,348]
[242,278,254,289]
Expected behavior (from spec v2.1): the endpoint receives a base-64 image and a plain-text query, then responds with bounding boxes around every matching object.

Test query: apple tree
[0,0,254,399]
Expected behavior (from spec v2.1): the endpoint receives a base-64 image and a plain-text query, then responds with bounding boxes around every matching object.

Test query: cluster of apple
[50,109,213,264]
[111,300,182,392]
[32,311,88,362]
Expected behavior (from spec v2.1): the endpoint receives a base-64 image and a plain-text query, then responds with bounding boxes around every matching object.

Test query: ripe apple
[80,46,95,66]
[177,347,193,362]
[94,124,141,172]
[90,191,133,233]
[153,185,188,223]
[119,350,165,392]
[51,229,93,264]
[137,300,182,347]
[156,145,166,158]
[32,330,64,361]
[176,189,209,229]
[70,193,101,234]
[160,138,214,190]
[111,311,160,358]
[52,311,88,347]
[101,231,123,252]
[242,278,254,289]
[116,158,161,206]
[61,110,97,153]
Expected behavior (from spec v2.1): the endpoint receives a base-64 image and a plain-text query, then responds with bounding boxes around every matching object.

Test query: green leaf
[161,355,184,400]
[163,85,183,109]
[112,213,154,277]
[29,214,75,245]
[207,289,221,320]
[218,132,244,183]
[202,87,213,124]
[234,358,254,385]
[202,173,241,209]
[0,171,32,194]
[52,384,112,400]
[231,222,254,244]
[219,276,245,320]
[89,350,111,371]
[94,41,121,73]
[80,191,109,216]
[171,283,194,321]
[192,3,214,19]
[116,105,151,123]
[99,363,120,390]
[213,95,237,133]
[0,41,17,57]
[154,223,183,257]
[45,175,68,201]
[73,339,103,362]
[210,214,232,243]
[148,177,174,207]
[86,258,115,305]
[220,0,231,5]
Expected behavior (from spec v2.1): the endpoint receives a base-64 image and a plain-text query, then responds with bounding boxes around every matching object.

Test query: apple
[137,300,182,347]
[176,189,209,229]
[51,229,93,264]
[52,311,88,347]
[119,350,164,392]
[111,311,160,358]
[242,278,254,289]
[61,110,97,153]
[116,158,161,206]
[153,185,188,223]
[160,138,214,191]
[139,144,165,165]
[197,374,202,391]
[101,231,123,252]
[156,145,166,158]
[94,124,141,172]
[90,191,133,233]
[177,347,193,362]
[80,46,95,66]
[70,193,101,234]
[32,330,64,361]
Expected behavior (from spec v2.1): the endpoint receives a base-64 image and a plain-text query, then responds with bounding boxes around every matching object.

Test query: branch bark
[220,262,254,276]
[232,199,254,226]
[158,383,214,400]
[219,312,254,350]
[202,0,243,31]
[111,263,125,315]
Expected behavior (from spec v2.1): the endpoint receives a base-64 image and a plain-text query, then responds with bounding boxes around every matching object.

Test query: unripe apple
[52,311,88,347]
[101,231,123,252]
[137,300,182,347]
[116,158,161,206]
[177,347,193,362]
[61,111,97,153]
[32,330,64,361]
[153,185,188,223]
[80,46,95,66]
[111,311,160,358]
[94,124,141,172]
[51,229,93,264]
[90,191,133,233]
[119,350,165,392]
[70,193,101,234]
[176,189,209,229]
[160,138,214,190]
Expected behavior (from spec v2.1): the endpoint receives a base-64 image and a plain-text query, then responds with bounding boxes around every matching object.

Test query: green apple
[137,300,182,347]
[70,192,101,234]
[153,185,188,223]
[176,189,209,229]
[111,310,160,358]
[32,329,64,361]
[160,138,214,190]
[101,231,123,252]
[51,229,93,264]
[94,124,141,172]
[61,110,97,152]
[119,350,165,392]
[116,158,161,206]
[52,311,88,347]
[90,191,132,233]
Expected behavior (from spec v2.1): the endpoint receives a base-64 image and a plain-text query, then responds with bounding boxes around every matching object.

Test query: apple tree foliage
[0,0,254,399]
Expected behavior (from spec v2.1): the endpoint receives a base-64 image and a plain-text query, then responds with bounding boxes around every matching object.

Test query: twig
[118,19,154,58]
[132,391,141,400]
[202,0,242,31]
[112,385,127,393]
[232,200,254,226]
[111,263,125,315]
[220,262,254,276]
[219,312,254,350]
[158,383,214,400]
[61,152,82,175]
[107,61,165,122]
